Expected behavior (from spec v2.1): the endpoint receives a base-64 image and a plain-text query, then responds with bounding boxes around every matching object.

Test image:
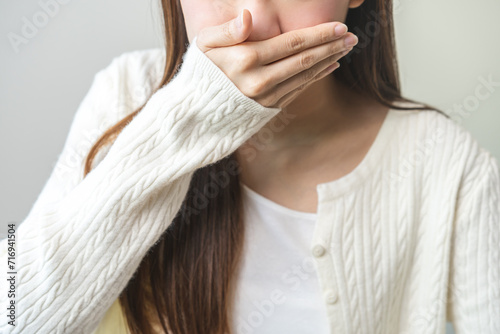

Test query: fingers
[196,9,252,52]
[276,61,338,109]
[261,34,355,89]
[256,21,349,65]
[262,48,349,108]
[193,15,357,110]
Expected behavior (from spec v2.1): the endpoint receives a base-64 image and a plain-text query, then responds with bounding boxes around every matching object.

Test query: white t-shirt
[231,182,330,334]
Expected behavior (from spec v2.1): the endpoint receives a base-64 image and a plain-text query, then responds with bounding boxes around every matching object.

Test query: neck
[246,75,373,152]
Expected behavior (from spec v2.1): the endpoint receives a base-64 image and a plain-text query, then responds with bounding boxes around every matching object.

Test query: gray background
[1,1,499,332]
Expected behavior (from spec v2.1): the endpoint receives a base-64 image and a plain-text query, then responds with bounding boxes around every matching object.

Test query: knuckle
[299,52,315,69]
[246,75,270,97]
[285,32,306,53]
[243,48,259,68]
[296,82,307,92]
[234,48,258,70]
[331,41,344,54]
[318,28,331,44]
[303,67,316,82]
[222,23,233,40]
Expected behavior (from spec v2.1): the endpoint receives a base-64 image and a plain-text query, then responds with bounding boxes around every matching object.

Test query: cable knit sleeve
[447,151,500,333]
[0,35,281,334]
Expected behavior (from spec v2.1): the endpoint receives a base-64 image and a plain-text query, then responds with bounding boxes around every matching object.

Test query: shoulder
[103,47,165,85]
[388,104,499,192]
[99,47,166,116]
[61,47,167,176]
[390,104,489,164]
[86,47,166,145]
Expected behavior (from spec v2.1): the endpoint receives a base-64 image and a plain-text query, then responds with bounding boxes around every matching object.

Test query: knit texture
[0,36,280,334]
[1,38,499,334]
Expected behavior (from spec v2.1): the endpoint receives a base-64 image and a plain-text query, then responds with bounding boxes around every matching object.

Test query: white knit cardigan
[1,36,499,334]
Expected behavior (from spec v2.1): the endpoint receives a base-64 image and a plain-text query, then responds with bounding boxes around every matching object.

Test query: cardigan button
[324,290,338,304]
[312,244,326,257]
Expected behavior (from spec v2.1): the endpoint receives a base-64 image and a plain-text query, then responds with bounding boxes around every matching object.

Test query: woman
[0,0,498,333]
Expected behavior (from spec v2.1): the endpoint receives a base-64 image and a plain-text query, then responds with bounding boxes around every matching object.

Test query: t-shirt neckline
[316,107,396,200]
[239,107,397,215]
[241,182,318,219]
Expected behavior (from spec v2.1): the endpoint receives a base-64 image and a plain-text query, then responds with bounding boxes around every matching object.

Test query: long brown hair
[84,1,449,333]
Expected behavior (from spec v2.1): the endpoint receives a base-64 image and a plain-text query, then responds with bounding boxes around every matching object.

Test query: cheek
[181,1,236,42]
[281,1,347,31]
[181,0,348,42]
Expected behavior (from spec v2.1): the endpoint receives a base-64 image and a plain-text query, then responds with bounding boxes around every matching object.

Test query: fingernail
[327,62,340,72]
[335,24,347,36]
[236,10,244,29]
[344,34,358,47]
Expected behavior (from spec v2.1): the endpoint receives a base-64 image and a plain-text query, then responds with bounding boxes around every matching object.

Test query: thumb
[197,9,251,51]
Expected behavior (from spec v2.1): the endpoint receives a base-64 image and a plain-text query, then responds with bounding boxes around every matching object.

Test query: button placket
[324,289,338,304]
[311,244,339,305]
[310,187,346,333]
[312,244,326,258]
